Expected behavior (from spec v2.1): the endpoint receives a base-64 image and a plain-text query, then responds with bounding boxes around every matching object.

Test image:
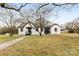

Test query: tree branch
[36,3,49,13]
[36,3,78,13]
[0,3,29,11]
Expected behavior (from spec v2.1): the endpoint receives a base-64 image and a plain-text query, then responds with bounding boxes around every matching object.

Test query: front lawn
[0,34,79,56]
[0,35,20,43]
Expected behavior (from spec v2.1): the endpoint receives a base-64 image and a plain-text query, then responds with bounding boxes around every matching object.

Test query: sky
[22,3,79,25]
[0,3,79,26]
[48,4,79,25]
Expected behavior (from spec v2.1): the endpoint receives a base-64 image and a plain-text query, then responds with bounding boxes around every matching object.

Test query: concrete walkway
[0,36,25,51]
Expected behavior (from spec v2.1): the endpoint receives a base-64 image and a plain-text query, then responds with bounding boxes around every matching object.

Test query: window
[54,28,57,32]
[44,27,50,34]
[20,28,23,31]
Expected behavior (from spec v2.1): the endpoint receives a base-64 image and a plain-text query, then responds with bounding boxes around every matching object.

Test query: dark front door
[44,27,50,34]
[26,27,32,35]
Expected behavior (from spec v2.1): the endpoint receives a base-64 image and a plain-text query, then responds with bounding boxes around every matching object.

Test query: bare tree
[34,9,51,36]
[0,9,18,36]
[65,17,79,34]
[65,22,74,33]
[32,17,50,36]
[72,18,79,34]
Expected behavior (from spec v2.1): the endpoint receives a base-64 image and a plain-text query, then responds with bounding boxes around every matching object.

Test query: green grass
[0,35,20,43]
[0,34,79,56]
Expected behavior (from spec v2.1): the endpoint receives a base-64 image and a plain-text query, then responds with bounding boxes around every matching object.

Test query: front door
[26,27,32,35]
[44,27,50,34]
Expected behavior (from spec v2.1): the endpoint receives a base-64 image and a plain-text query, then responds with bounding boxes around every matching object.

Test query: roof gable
[18,22,61,28]
[45,23,61,28]
[18,22,28,28]
[51,24,61,27]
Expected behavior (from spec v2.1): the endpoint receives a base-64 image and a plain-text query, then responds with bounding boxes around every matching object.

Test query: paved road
[0,36,25,51]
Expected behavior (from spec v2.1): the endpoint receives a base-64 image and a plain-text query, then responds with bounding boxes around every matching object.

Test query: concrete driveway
[0,36,25,51]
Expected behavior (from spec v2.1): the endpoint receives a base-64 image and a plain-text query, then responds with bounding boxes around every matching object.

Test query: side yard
[0,34,79,56]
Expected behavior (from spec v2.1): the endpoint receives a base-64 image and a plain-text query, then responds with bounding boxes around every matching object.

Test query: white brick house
[18,22,61,35]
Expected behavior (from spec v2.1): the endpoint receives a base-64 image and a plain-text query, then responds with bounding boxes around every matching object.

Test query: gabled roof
[45,23,61,28]
[18,22,61,28]
[18,22,28,28]
[51,24,61,27]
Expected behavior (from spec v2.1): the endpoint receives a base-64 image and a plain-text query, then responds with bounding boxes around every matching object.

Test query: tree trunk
[40,32,42,36]
[39,28,42,36]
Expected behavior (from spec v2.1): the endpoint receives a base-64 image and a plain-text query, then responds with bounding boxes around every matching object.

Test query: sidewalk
[0,36,25,51]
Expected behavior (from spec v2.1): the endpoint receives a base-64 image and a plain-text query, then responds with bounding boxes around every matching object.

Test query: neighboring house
[18,22,61,35]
